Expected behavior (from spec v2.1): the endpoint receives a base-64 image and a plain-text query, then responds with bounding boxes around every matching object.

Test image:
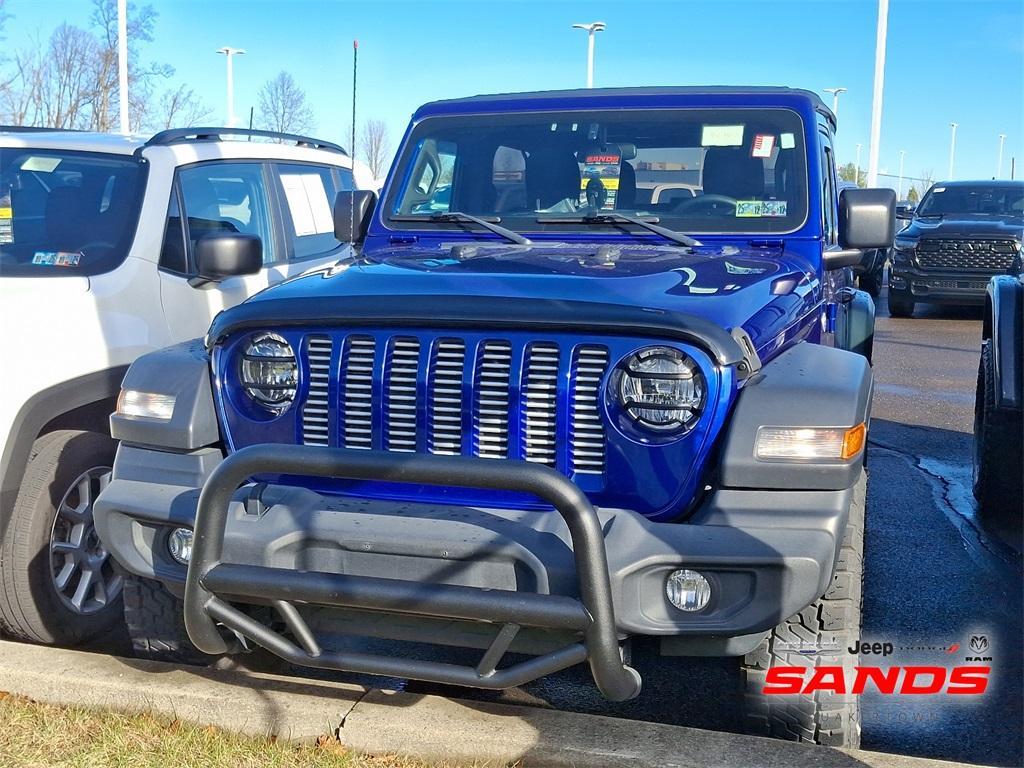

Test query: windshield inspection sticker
[32,251,81,267]
[0,204,12,245]
[751,134,775,158]
[736,200,788,218]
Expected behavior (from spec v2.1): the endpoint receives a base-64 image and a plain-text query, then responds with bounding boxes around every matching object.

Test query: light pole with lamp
[217,47,246,128]
[854,142,863,186]
[997,133,1007,179]
[866,0,888,187]
[897,149,906,198]
[571,22,606,88]
[823,87,847,119]
[948,122,958,181]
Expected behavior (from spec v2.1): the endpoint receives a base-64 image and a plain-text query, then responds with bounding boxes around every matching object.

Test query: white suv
[0,126,372,646]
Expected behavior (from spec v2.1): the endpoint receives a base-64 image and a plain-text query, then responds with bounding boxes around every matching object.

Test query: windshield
[388,108,808,236]
[917,184,1024,217]
[0,148,146,277]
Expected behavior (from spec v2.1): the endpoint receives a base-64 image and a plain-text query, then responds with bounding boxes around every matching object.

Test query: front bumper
[96,443,853,699]
[889,264,993,304]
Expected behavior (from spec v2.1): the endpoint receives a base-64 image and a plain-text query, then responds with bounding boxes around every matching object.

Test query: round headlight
[240,332,297,412]
[616,346,705,432]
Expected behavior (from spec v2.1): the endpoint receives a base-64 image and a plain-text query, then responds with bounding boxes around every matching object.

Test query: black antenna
[247,106,254,139]
[350,39,358,242]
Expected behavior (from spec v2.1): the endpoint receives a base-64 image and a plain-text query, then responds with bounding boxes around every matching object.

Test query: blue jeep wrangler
[95,87,895,747]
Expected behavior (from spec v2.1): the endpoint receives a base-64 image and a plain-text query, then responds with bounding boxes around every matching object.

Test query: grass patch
[0,693,451,768]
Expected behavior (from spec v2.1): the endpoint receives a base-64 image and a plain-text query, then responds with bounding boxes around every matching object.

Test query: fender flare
[985,276,1023,410]
[0,366,128,526]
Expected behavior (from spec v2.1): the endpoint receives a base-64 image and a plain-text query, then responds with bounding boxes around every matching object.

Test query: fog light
[167,527,193,565]
[666,569,711,612]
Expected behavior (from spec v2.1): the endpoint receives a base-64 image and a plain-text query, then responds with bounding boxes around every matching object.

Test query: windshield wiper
[537,211,701,247]
[391,212,530,245]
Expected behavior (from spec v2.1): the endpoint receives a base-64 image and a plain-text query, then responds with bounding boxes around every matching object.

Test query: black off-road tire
[0,430,121,645]
[859,267,882,298]
[123,574,208,665]
[887,293,915,318]
[973,341,1023,545]
[741,469,866,748]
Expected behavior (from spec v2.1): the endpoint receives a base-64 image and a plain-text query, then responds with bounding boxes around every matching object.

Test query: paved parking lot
[80,286,1024,766]
[379,288,1022,767]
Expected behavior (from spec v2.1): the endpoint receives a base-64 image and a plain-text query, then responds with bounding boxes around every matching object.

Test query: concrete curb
[0,640,985,768]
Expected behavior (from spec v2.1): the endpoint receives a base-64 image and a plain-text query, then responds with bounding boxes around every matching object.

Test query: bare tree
[154,84,212,130]
[0,0,176,131]
[359,119,391,178]
[258,72,315,136]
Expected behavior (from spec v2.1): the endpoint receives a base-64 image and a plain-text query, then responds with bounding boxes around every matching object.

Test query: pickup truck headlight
[240,332,297,412]
[615,346,705,432]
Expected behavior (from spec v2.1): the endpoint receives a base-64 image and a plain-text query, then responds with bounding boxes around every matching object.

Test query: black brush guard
[184,444,643,701]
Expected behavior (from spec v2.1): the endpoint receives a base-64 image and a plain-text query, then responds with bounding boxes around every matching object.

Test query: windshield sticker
[736,200,788,218]
[701,125,744,147]
[32,251,82,267]
[780,133,796,149]
[20,156,62,173]
[751,134,775,159]
[933,187,945,194]
[581,150,622,209]
[0,201,12,245]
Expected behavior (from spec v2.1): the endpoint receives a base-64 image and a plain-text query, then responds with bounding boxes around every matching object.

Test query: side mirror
[839,188,896,250]
[896,203,916,220]
[334,189,377,245]
[194,232,262,282]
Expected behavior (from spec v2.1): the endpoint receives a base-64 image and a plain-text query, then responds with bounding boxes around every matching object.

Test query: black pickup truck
[888,181,1023,317]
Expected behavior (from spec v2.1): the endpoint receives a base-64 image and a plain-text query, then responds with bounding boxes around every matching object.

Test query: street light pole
[823,87,847,119]
[217,47,246,128]
[855,142,863,186]
[897,149,906,198]
[866,0,888,187]
[996,133,1007,179]
[948,122,958,181]
[571,22,606,88]
[116,0,129,133]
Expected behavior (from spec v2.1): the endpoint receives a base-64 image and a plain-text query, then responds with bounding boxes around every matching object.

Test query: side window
[177,162,276,265]
[159,188,188,274]
[819,134,837,245]
[275,163,353,259]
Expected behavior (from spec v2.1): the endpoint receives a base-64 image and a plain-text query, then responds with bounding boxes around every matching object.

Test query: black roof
[417,86,833,120]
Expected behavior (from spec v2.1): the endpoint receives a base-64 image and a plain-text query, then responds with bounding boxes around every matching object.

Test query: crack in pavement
[868,438,1017,569]
[337,686,374,732]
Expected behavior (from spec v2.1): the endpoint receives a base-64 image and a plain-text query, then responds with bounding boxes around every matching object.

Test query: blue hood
[231,242,821,357]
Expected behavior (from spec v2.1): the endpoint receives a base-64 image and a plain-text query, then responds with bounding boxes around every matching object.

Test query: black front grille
[916,239,1018,272]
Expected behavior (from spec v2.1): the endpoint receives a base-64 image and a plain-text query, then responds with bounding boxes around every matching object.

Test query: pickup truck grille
[916,238,1019,272]
[299,333,611,476]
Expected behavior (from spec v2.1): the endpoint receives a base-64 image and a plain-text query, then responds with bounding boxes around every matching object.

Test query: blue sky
[6,0,1023,188]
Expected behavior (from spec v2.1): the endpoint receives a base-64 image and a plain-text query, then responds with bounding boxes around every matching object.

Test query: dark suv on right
[888,180,1023,317]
